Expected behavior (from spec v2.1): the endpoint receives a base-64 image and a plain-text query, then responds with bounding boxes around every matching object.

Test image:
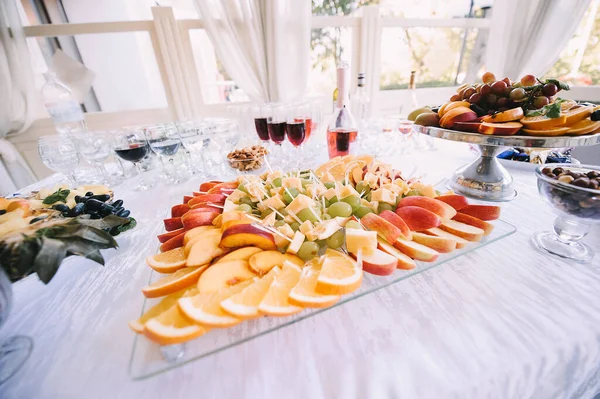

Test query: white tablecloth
[2,139,600,399]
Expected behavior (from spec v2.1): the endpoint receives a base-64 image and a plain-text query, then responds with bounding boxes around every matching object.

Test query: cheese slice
[339,184,359,199]
[257,195,286,212]
[286,194,316,216]
[277,223,295,239]
[323,188,338,201]
[312,219,342,240]
[320,172,335,183]
[346,229,377,255]
[299,220,314,236]
[223,199,237,213]
[282,177,303,190]
[227,189,246,204]
[262,212,276,227]
[287,231,305,255]
[371,188,396,204]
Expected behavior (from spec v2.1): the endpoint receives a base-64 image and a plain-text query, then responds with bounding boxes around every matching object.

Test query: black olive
[90,194,110,202]
[29,215,48,224]
[61,211,69,217]
[109,226,121,236]
[111,199,123,208]
[90,213,102,220]
[74,195,89,203]
[113,206,124,214]
[67,203,86,217]
[85,191,94,196]
[84,199,104,212]
[117,209,130,218]
[0,210,6,216]
[52,204,69,212]
[591,110,600,121]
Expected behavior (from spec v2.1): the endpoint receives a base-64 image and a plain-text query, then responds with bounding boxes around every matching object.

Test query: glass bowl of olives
[533,164,600,262]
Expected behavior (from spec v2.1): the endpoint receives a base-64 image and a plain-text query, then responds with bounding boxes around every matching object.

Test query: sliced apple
[360,212,403,244]
[159,232,186,252]
[452,121,481,133]
[425,228,469,249]
[439,220,484,242]
[393,237,439,262]
[397,196,457,220]
[183,225,218,245]
[478,121,522,136]
[199,181,219,192]
[453,213,494,236]
[185,228,222,254]
[248,251,304,275]
[164,217,183,232]
[196,260,257,293]
[186,230,226,265]
[221,219,253,232]
[183,195,193,204]
[435,194,469,211]
[181,211,220,230]
[481,107,524,123]
[220,224,277,251]
[459,204,501,221]
[356,248,398,276]
[171,204,190,218]
[188,194,227,208]
[439,107,478,129]
[189,203,224,212]
[377,210,412,240]
[395,206,441,231]
[411,232,456,253]
[377,238,416,270]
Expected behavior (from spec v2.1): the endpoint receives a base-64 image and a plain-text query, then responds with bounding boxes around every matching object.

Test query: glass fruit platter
[128,155,516,379]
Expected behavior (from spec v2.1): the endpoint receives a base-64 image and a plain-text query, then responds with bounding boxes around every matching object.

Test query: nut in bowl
[533,164,600,262]
[226,145,268,174]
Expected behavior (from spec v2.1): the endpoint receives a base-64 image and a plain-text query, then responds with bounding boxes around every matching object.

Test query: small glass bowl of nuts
[226,145,269,174]
[532,164,600,263]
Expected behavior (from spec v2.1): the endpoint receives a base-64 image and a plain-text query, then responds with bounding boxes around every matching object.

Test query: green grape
[326,229,345,249]
[301,179,312,188]
[297,241,320,261]
[297,208,319,223]
[324,182,335,189]
[274,220,286,227]
[322,213,332,220]
[316,239,327,248]
[236,204,252,213]
[405,189,421,197]
[272,177,282,187]
[283,188,300,205]
[345,220,362,230]
[354,206,373,218]
[327,202,353,218]
[378,203,394,214]
[261,208,273,218]
[435,190,442,196]
[355,182,371,197]
[239,196,254,206]
[290,222,301,232]
[342,195,361,212]
[237,184,248,194]
[252,209,261,216]
[328,195,338,204]
[365,192,372,202]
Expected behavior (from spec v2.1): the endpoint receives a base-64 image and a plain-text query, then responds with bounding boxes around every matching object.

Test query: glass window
[312,0,490,18]
[308,27,354,96]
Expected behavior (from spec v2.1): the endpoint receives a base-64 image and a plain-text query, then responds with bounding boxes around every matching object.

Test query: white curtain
[486,0,590,79]
[0,0,37,195]
[194,0,311,103]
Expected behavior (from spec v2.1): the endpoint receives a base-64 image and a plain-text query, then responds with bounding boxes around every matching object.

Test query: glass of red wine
[286,105,307,168]
[252,104,271,145]
[267,104,287,168]
[113,128,151,191]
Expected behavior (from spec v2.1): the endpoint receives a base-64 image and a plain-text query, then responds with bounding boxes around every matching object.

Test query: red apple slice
[171,204,190,218]
[377,210,412,240]
[158,227,186,243]
[397,196,457,220]
[183,195,194,204]
[163,217,183,232]
[459,204,501,221]
[393,237,439,262]
[452,213,494,236]
[354,248,398,276]
[159,232,186,252]
[377,238,416,270]
[411,232,456,253]
[360,213,402,244]
[425,228,469,249]
[394,206,441,231]
[181,211,220,230]
[220,224,277,250]
[188,194,227,208]
[439,220,484,242]
[435,194,469,211]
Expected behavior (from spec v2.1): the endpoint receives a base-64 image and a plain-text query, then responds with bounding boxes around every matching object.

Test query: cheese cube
[299,220,314,235]
[320,172,335,183]
[227,189,246,204]
[345,229,378,255]
[257,195,286,212]
[262,212,276,227]
[339,185,359,199]
[286,231,305,255]
[282,177,303,190]
[270,187,284,197]
[286,194,316,216]
[323,188,338,201]
[313,219,342,240]
[277,223,295,239]
[246,182,267,200]
[370,188,396,204]
[363,172,380,188]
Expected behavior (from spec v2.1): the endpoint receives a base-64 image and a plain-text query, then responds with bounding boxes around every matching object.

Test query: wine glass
[267,104,287,168]
[0,267,33,385]
[38,135,80,186]
[286,104,307,169]
[112,128,150,191]
[177,120,207,176]
[71,131,114,184]
[252,104,271,145]
[146,124,184,185]
[532,164,600,263]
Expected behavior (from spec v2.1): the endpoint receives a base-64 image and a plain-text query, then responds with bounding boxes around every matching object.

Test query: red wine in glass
[294,117,312,139]
[114,143,149,162]
[327,128,358,158]
[286,122,305,147]
[267,121,286,144]
[254,118,270,141]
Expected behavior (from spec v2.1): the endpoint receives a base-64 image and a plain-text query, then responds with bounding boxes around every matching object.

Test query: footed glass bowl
[533,164,600,262]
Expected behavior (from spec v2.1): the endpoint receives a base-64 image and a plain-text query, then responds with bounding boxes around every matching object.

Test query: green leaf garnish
[42,188,70,205]
[117,217,137,233]
[525,98,567,119]
[545,78,570,91]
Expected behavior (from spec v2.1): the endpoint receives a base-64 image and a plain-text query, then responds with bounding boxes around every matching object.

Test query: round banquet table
[2,139,600,399]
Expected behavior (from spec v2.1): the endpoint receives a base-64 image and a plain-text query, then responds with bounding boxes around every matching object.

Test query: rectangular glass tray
[129,219,516,380]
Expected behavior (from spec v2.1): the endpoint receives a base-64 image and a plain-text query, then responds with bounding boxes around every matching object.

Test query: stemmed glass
[286,105,306,168]
[252,104,271,145]
[112,128,150,191]
[71,131,114,184]
[267,104,287,168]
[146,124,183,185]
[177,120,206,176]
[38,135,80,186]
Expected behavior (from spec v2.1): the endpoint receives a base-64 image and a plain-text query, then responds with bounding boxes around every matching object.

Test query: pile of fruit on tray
[131,155,502,345]
[0,184,135,283]
[411,72,600,137]
[497,147,573,164]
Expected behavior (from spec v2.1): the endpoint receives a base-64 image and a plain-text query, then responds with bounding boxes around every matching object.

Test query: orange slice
[315,249,362,296]
[481,107,524,123]
[144,303,208,345]
[520,115,567,130]
[439,101,471,118]
[258,262,303,316]
[521,126,570,137]
[177,279,253,327]
[289,258,341,308]
[129,287,191,333]
[567,118,600,136]
[220,267,281,318]
[561,105,593,126]
[142,265,208,298]
[145,247,187,273]
[560,99,578,111]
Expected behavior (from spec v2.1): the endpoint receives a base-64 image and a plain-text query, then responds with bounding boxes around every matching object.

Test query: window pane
[379,27,479,90]
[312,0,489,18]
[308,27,353,96]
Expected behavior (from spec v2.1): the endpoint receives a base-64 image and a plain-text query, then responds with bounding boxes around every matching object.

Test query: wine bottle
[409,70,418,110]
[327,62,358,159]
[351,72,370,128]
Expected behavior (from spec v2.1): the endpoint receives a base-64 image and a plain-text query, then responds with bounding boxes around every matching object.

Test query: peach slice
[439,107,478,128]
[220,219,253,232]
[453,213,494,236]
[171,204,190,218]
[397,196,457,220]
[207,186,236,195]
[183,225,218,245]
[248,251,304,275]
[425,228,469,249]
[356,247,398,276]
[158,227,186,244]
[435,194,469,211]
[6,200,31,215]
[376,238,416,270]
[159,232,186,252]
[196,260,257,294]
[163,217,183,232]
[478,121,522,136]
[220,224,277,251]
[186,230,225,264]
[452,121,481,133]
[393,238,440,262]
[460,204,500,221]
[181,210,220,230]
[216,247,263,263]
[481,107,524,123]
[360,213,402,244]
[411,232,456,253]
[395,206,441,231]
[188,194,227,208]
[377,210,412,240]
[183,195,194,204]
[439,220,484,242]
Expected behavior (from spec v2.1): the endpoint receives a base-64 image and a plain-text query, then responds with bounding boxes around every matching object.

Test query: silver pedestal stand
[417,126,600,202]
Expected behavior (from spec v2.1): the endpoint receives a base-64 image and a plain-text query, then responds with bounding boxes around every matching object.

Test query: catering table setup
[2,70,600,399]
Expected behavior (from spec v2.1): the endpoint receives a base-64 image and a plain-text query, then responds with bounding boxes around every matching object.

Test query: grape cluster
[451,72,565,116]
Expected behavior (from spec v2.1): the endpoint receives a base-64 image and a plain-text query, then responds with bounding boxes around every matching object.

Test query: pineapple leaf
[77,215,131,230]
[85,250,104,265]
[53,225,118,246]
[33,237,67,284]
